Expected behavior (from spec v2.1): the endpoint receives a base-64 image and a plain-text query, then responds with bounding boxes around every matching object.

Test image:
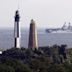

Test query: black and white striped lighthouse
[14,10,21,48]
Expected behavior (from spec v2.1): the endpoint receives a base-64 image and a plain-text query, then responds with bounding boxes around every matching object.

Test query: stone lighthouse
[28,19,38,50]
[14,10,21,48]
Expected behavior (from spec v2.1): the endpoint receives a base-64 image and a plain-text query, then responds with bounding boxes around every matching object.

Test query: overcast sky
[0,0,72,28]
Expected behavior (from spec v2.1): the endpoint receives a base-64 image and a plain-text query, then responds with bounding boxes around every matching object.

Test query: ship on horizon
[46,22,72,33]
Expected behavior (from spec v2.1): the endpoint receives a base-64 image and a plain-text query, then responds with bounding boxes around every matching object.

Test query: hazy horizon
[0,0,72,28]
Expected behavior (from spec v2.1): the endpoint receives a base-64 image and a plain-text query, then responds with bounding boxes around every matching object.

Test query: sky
[0,0,72,28]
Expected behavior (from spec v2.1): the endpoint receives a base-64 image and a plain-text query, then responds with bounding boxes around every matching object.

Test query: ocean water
[0,28,72,50]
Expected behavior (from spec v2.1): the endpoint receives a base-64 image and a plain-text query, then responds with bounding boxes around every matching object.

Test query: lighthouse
[14,10,21,48]
[28,19,38,50]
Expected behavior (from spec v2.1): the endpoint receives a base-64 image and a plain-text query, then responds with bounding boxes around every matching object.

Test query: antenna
[18,3,20,10]
[17,0,19,10]
[17,0,22,14]
[16,0,23,17]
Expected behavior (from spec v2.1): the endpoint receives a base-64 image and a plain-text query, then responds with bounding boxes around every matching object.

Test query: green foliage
[48,64,66,72]
[29,58,49,72]
[0,64,15,72]
[63,62,72,72]
[1,46,72,72]
[1,58,32,72]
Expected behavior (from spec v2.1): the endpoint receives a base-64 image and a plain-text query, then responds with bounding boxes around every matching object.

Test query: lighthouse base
[14,38,20,48]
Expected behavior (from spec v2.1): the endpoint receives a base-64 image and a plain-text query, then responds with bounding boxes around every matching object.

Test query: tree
[0,64,15,72]
[48,64,66,72]
[2,58,33,72]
